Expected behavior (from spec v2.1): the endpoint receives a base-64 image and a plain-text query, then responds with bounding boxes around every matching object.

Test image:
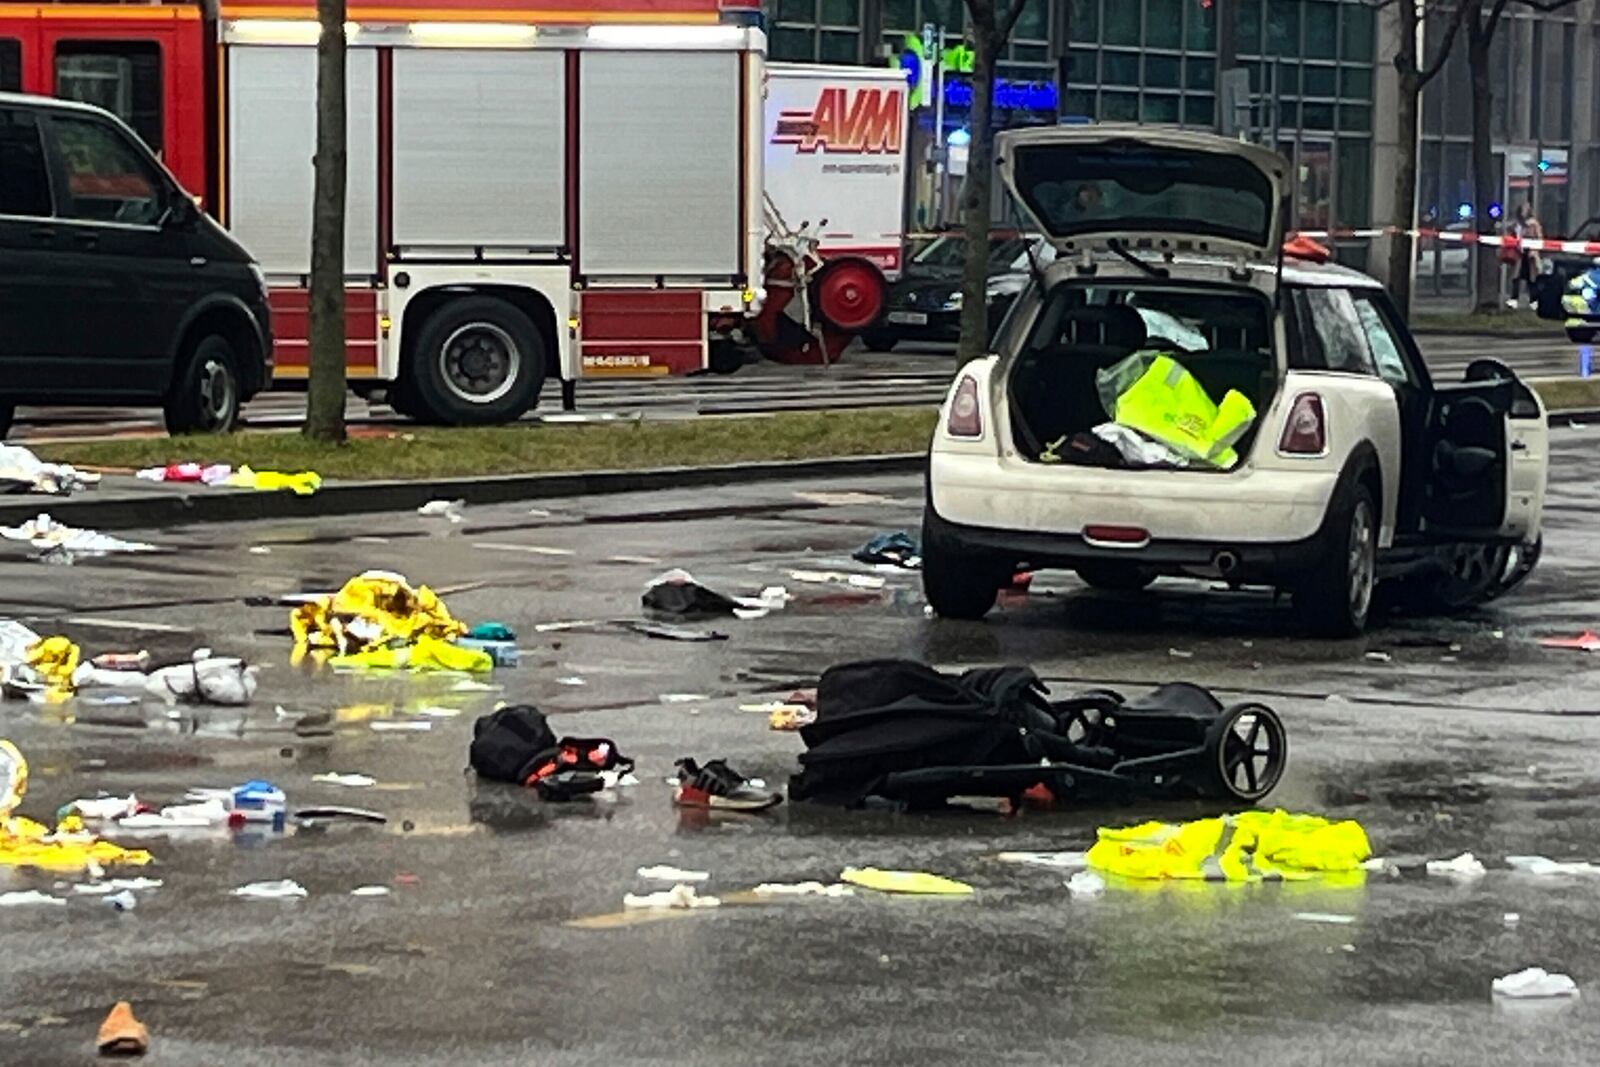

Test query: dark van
[0,93,270,438]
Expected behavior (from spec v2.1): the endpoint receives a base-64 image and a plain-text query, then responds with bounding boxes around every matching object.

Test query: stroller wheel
[1206,703,1287,802]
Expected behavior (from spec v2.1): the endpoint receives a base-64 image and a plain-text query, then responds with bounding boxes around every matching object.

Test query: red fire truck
[0,0,768,423]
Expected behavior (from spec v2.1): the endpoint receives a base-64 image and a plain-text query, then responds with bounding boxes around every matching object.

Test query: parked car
[861,232,1054,351]
[1559,261,1600,342]
[0,93,271,439]
[923,127,1548,635]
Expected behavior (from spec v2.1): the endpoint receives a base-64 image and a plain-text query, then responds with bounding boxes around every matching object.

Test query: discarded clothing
[470,705,633,801]
[1091,422,1191,468]
[0,443,99,496]
[330,634,492,674]
[467,622,516,642]
[0,513,156,563]
[674,758,781,812]
[0,793,153,872]
[853,532,921,569]
[136,462,231,485]
[1096,350,1257,470]
[642,569,788,620]
[623,884,720,910]
[1085,810,1370,883]
[226,466,322,496]
[840,867,973,896]
[292,571,468,655]
[7,635,82,701]
[1494,967,1579,999]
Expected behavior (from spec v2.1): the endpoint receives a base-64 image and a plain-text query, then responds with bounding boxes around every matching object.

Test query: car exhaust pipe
[1214,550,1240,576]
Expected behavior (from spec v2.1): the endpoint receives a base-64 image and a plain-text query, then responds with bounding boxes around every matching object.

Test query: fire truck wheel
[164,335,242,435]
[412,297,545,425]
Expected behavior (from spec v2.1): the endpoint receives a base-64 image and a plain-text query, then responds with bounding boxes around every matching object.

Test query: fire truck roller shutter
[392,49,565,250]
[578,51,740,278]
[227,45,379,276]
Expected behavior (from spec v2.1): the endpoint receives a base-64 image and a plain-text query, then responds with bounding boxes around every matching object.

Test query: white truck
[752,62,909,364]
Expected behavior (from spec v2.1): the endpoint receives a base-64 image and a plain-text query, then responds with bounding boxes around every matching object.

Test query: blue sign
[942,77,1058,112]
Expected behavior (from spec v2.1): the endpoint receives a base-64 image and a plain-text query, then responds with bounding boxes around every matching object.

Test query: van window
[0,39,20,92]
[51,114,164,225]
[55,41,162,153]
[0,108,53,218]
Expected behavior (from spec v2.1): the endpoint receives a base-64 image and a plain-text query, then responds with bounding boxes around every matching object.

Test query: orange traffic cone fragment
[96,1001,148,1057]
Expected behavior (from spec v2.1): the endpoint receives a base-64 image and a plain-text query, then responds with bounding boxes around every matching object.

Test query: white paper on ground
[622,884,720,910]
[1294,912,1356,925]
[637,865,710,883]
[997,851,1089,870]
[1426,852,1487,878]
[231,879,308,900]
[118,798,228,829]
[0,890,64,907]
[786,570,886,590]
[370,720,433,733]
[66,794,140,820]
[73,878,163,894]
[1506,855,1600,876]
[350,886,391,897]
[752,882,854,897]
[658,694,708,704]
[1493,967,1579,999]
[312,773,376,788]
[1066,871,1106,897]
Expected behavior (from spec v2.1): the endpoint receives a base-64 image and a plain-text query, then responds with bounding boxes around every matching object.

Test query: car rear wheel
[1566,327,1598,345]
[1294,481,1377,637]
[1075,562,1157,592]
[921,517,1003,620]
[164,335,243,435]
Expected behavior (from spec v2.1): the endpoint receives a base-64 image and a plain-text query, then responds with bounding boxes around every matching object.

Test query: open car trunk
[1007,280,1279,470]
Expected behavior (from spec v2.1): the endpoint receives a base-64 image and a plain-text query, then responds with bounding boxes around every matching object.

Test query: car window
[50,114,165,226]
[1351,293,1412,385]
[1292,287,1376,376]
[0,109,54,218]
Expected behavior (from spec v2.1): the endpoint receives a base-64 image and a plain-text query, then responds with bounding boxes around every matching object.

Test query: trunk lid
[995,127,1290,262]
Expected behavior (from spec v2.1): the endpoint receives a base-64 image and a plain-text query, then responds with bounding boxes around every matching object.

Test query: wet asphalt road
[8,432,1600,1064]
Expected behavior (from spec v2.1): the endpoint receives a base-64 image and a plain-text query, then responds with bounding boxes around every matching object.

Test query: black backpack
[470,705,559,784]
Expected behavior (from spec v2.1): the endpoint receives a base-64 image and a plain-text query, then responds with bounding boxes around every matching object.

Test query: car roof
[0,91,110,118]
[1264,256,1384,289]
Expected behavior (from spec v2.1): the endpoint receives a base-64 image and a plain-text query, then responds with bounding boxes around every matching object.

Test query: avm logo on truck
[772,87,904,155]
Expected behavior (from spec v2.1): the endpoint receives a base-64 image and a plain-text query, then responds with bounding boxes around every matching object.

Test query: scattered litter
[0,890,64,907]
[623,884,721,909]
[1505,912,1521,925]
[0,443,99,496]
[768,705,816,731]
[620,621,727,642]
[117,799,229,830]
[467,622,515,642]
[852,532,920,569]
[65,795,141,821]
[1506,855,1600,877]
[1167,648,1194,659]
[1426,852,1487,878]
[248,545,272,556]
[417,706,461,718]
[450,679,499,693]
[417,499,465,524]
[1066,870,1106,897]
[231,879,308,900]
[637,865,710,883]
[786,569,887,590]
[312,773,376,788]
[0,742,152,870]
[0,514,157,563]
[1087,812,1370,882]
[1294,912,1356,925]
[1364,651,1392,663]
[659,693,708,704]
[1493,967,1579,999]
[135,461,231,485]
[997,851,1089,870]
[1538,631,1600,652]
[840,868,974,896]
[295,806,387,824]
[225,466,321,496]
[642,569,789,620]
[292,570,472,658]
[370,720,432,733]
[351,886,391,897]
[556,677,587,687]
[96,1001,149,1057]
[72,878,162,895]
[752,881,854,897]
[104,890,137,912]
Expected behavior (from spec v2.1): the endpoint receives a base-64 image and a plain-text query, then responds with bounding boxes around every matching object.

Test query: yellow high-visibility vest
[1086,810,1371,883]
[1109,352,1257,469]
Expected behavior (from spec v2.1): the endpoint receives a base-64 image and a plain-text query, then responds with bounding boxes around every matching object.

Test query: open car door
[1422,362,1546,541]
[994,126,1292,263]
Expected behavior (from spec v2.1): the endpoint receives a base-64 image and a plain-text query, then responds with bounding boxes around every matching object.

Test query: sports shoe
[674,758,782,812]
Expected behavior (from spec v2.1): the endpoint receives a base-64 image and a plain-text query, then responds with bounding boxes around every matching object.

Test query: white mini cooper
[924,128,1548,635]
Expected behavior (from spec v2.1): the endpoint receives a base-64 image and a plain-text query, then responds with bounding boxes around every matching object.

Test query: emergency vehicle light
[225,19,347,45]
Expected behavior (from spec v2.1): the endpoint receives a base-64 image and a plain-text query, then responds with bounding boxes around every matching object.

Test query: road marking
[62,616,194,633]
[473,542,575,556]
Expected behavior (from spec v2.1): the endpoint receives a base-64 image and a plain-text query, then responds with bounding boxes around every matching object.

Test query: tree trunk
[955,29,997,365]
[1468,32,1499,314]
[1387,45,1421,320]
[304,0,347,442]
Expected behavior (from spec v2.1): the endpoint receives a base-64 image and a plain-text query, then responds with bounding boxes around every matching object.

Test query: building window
[1070,0,1097,43]
[1146,54,1181,89]
[1340,2,1374,63]
[1304,1,1337,61]
[1142,94,1180,123]
[1145,0,1181,49]
[1103,0,1139,46]
[1265,1,1300,58]
[0,38,19,93]
[1103,50,1139,85]
[55,41,163,153]
[1236,0,1262,55]
[1102,91,1138,120]
[1184,94,1215,128]
[767,0,859,63]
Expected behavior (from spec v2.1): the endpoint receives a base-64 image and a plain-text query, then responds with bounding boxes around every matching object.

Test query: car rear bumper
[928,449,1340,546]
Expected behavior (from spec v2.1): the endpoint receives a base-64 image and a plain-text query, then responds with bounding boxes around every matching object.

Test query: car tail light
[1279,392,1327,455]
[947,375,983,437]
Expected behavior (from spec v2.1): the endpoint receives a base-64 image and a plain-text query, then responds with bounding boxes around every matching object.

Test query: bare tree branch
[998,0,1030,42]
[1419,0,1472,86]
[1482,0,1513,40]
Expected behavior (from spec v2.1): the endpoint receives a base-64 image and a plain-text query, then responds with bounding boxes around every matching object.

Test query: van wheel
[0,403,13,440]
[922,518,1003,620]
[1294,481,1377,637]
[164,335,242,435]
[411,297,545,425]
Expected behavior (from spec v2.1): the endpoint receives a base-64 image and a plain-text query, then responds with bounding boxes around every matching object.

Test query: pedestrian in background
[1506,201,1543,309]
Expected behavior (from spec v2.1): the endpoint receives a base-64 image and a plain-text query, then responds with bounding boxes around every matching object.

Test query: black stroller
[789,659,1286,809]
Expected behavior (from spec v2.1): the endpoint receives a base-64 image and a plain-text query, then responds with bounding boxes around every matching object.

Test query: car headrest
[1062,305,1148,350]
